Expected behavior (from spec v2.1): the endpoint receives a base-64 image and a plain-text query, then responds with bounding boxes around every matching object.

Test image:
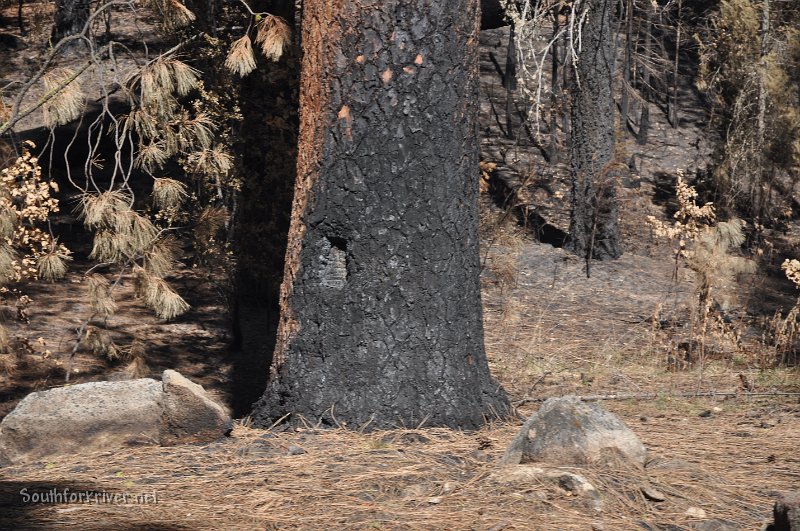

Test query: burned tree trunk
[481,0,506,30]
[52,0,89,41]
[668,0,682,128]
[547,5,567,164]
[620,0,633,128]
[566,0,622,262]
[637,1,653,145]
[251,0,509,430]
[504,23,517,140]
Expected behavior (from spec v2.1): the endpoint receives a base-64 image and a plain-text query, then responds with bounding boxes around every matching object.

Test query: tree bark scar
[273,0,347,372]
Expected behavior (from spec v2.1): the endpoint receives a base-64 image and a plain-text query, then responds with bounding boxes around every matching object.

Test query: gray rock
[0,370,232,464]
[641,484,667,502]
[771,491,800,531]
[0,379,163,464]
[287,445,305,455]
[160,369,232,446]
[501,396,647,466]
[552,471,603,512]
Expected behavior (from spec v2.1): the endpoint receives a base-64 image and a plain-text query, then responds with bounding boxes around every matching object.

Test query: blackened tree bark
[52,0,89,41]
[251,0,509,430]
[504,24,517,140]
[566,0,623,262]
[481,0,506,30]
[620,0,633,128]
[637,0,653,145]
[547,4,566,164]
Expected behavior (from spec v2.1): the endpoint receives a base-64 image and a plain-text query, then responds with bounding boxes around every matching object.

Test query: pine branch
[0,0,133,136]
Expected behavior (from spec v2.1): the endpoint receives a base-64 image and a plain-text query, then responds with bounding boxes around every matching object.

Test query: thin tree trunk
[252,0,509,430]
[505,24,518,140]
[755,0,770,218]
[481,0,506,29]
[547,6,561,163]
[17,0,26,36]
[561,16,571,141]
[637,0,653,145]
[620,0,634,129]
[566,0,622,262]
[668,0,682,128]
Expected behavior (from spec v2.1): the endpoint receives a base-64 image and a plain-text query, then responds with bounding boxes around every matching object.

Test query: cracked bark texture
[251,0,509,430]
[52,0,89,41]
[566,0,623,261]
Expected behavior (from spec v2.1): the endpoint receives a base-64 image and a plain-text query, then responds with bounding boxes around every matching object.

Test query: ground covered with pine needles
[0,239,798,530]
[0,395,796,530]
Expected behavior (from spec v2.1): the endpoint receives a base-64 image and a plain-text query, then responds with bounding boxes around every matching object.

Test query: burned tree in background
[566,0,622,262]
[52,0,89,40]
[251,0,509,429]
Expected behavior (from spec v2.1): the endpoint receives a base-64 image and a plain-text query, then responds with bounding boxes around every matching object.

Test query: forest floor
[0,9,799,531]
[0,241,797,530]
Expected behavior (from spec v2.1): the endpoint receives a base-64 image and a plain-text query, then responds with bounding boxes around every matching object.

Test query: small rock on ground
[501,396,647,467]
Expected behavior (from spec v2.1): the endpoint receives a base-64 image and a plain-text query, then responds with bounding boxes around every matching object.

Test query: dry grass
[0,401,796,530]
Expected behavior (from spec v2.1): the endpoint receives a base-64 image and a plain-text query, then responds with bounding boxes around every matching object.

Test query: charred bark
[481,0,506,30]
[547,6,565,164]
[251,0,509,430]
[566,0,622,262]
[504,24,517,140]
[52,0,89,41]
[620,0,633,128]
[668,0,682,128]
[637,1,653,145]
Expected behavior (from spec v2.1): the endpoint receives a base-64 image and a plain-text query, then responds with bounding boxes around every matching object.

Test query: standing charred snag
[481,0,507,30]
[566,0,622,263]
[505,23,518,140]
[52,0,90,41]
[668,0,682,128]
[17,0,26,36]
[620,0,633,129]
[753,0,770,218]
[546,3,565,164]
[637,0,654,145]
[251,0,509,430]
